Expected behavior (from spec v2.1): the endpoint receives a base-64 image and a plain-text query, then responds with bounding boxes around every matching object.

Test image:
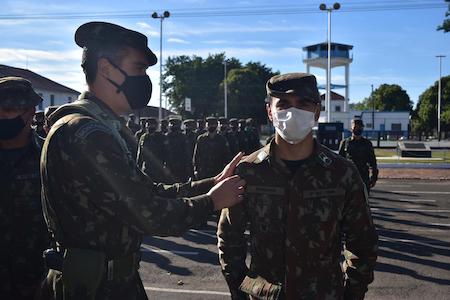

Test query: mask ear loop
[102,57,128,94]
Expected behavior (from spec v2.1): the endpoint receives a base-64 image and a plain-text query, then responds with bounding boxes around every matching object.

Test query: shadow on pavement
[369,190,450,285]
[140,250,192,276]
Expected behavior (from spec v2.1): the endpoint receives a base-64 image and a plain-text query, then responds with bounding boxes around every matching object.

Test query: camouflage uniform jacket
[164,130,191,183]
[137,131,168,183]
[338,137,378,188]
[218,139,378,300]
[193,131,230,180]
[40,92,215,300]
[0,131,49,300]
[220,130,240,157]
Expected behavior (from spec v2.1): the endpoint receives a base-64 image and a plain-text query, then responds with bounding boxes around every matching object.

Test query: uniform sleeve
[136,134,146,169]
[217,202,249,299]
[55,117,214,236]
[193,137,202,179]
[341,166,378,299]
[367,141,378,172]
[152,178,215,199]
[338,139,347,157]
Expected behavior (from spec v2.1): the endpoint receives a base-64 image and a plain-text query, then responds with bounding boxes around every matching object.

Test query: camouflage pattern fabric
[184,130,198,178]
[218,139,378,300]
[164,130,191,183]
[338,137,378,192]
[40,92,216,300]
[193,131,230,180]
[137,130,168,183]
[220,130,240,157]
[0,131,49,300]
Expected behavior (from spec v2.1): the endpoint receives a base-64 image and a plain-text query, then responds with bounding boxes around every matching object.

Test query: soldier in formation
[193,117,231,180]
[218,73,378,300]
[134,117,148,141]
[339,118,379,194]
[0,77,49,300]
[165,117,191,183]
[39,21,245,300]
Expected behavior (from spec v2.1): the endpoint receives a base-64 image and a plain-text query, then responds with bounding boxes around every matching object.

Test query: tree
[163,54,278,123]
[221,62,278,124]
[367,84,413,112]
[413,75,450,136]
[437,0,450,33]
[163,53,241,118]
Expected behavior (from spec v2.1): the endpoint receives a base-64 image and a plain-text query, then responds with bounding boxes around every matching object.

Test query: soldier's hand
[214,152,244,185]
[208,175,246,210]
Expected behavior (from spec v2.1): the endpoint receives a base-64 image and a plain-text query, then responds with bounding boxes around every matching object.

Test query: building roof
[0,64,80,95]
[320,91,345,101]
[303,42,353,51]
[134,105,175,119]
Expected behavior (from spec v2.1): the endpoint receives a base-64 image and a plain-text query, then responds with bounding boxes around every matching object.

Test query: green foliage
[163,53,278,123]
[413,75,450,134]
[351,84,412,112]
[437,0,450,33]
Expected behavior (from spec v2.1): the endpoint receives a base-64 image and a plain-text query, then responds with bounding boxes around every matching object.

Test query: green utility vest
[40,96,139,300]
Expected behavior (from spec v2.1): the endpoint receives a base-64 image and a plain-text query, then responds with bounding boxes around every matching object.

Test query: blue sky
[0,0,448,109]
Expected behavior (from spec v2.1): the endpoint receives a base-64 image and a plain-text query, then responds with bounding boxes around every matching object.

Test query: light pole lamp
[319,2,340,123]
[436,55,446,141]
[152,10,170,121]
[223,58,228,118]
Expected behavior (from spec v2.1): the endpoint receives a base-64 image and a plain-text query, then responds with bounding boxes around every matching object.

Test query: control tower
[303,42,353,112]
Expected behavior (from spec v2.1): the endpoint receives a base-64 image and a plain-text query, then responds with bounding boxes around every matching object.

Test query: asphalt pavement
[139,179,450,300]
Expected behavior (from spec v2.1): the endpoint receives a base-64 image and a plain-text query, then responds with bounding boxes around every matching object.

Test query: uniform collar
[78,91,123,131]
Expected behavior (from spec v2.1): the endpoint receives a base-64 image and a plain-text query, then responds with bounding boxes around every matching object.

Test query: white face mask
[272,107,316,144]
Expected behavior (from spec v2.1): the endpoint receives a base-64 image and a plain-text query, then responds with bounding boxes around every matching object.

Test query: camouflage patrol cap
[218,117,228,124]
[0,77,43,109]
[183,119,195,125]
[44,106,58,119]
[266,73,320,103]
[75,22,157,66]
[229,118,238,124]
[206,116,217,122]
[352,118,364,127]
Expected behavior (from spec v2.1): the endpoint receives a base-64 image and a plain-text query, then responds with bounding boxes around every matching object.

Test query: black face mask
[208,126,217,133]
[0,115,26,140]
[105,59,152,110]
[353,128,363,136]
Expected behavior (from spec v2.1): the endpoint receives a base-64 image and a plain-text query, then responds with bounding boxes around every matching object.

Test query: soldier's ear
[266,102,273,122]
[97,57,111,78]
[314,103,321,121]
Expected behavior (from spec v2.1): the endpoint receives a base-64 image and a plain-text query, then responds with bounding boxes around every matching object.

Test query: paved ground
[139,179,450,300]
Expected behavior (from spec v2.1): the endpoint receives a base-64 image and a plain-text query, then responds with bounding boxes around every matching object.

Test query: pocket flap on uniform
[303,188,345,198]
[247,185,285,196]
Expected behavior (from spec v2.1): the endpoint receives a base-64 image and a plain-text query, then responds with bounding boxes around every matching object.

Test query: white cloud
[136,22,159,37]
[0,48,81,63]
[167,38,190,44]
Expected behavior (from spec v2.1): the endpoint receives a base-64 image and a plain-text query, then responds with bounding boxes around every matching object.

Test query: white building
[0,64,80,110]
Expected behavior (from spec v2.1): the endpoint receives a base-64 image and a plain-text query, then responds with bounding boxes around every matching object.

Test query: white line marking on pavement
[189,229,217,239]
[140,245,198,256]
[430,223,450,227]
[397,198,437,203]
[379,237,449,247]
[377,184,412,188]
[144,287,231,296]
[371,208,450,213]
[392,190,450,195]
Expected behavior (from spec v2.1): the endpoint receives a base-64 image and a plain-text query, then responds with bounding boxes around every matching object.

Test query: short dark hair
[81,43,128,85]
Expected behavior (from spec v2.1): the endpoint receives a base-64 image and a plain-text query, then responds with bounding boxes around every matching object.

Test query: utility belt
[43,248,141,281]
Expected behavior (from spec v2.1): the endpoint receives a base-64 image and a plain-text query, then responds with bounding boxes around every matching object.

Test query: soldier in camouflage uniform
[226,118,241,156]
[237,118,251,154]
[126,114,140,134]
[184,119,197,178]
[245,117,261,153]
[339,119,378,194]
[159,118,168,135]
[34,110,47,138]
[134,117,148,141]
[218,73,378,300]
[39,22,245,300]
[0,77,49,300]
[43,105,59,135]
[194,117,231,180]
[136,117,168,183]
[165,117,191,183]
[196,118,207,135]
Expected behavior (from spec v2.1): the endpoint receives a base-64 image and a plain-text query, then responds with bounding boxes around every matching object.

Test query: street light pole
[152,11,170,121]
[223,59,228,118]
[320,3,340,123]
[436,55,446,141]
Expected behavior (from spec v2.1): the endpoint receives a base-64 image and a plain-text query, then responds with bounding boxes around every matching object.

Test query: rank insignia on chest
[247,185,285,196]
